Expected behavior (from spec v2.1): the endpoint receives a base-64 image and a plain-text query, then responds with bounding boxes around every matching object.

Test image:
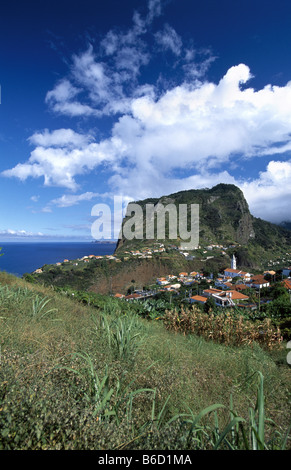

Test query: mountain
[115,184,291,269]
[279,221,291,231]
[29,184,290,295]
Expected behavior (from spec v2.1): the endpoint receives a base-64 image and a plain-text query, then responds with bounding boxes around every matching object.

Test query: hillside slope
[0,271,290,450]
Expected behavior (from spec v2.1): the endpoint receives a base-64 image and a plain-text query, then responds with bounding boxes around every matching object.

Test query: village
[112,254,291,309]
[33,242,291,310]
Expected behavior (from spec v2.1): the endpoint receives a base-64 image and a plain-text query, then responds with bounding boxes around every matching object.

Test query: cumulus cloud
[3,63,291,219]
[28,128,93,148]
[45,79,97,117]
[2,129,125,190]
[2,0,291,223]
[240,160,291,223]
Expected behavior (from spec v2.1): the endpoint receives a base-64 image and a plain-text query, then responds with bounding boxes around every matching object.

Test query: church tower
[231,254,237,270]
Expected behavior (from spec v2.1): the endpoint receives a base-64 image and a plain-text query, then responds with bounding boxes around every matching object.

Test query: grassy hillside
[0,271,290,450]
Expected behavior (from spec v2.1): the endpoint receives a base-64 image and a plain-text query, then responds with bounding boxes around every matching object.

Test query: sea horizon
[0,241,116,277]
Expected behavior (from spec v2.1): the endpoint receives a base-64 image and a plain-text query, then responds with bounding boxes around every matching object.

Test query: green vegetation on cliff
[115,184,291,270]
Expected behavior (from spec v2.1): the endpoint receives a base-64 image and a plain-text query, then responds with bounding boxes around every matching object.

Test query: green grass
[0,271,290,450]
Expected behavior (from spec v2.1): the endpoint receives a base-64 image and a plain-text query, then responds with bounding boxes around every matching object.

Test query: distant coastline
[92,240,117,244]
[0,241,116,277]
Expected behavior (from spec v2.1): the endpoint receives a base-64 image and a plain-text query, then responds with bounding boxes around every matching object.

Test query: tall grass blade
[214,417,245,450]
[256,371,265,450]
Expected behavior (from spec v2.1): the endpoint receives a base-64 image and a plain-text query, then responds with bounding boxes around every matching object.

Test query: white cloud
[147,0,163,23]
[28,128,93,148]
[3,64,291,221]
[2,130,124,190]
[0,229,44,237]
[47,191,100,208]
[240,160,291,223]
[45,79,79,103]
[155,24,183,56]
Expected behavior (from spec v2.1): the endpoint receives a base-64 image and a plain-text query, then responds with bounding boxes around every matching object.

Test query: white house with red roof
[223,254,252,280]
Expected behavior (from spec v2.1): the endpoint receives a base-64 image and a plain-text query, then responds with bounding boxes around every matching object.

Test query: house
[264,270,276,277]
[215,277,225,286]
[282,279,291,291]
[211,292,236,307]
[182,278,194,286]
[213,290,249,307]
[190,271,202,279]
[223,268,251,280]
[250,275,270,289]
[34,268,43,274]
[215,278,231,289]
[282,267,291,277]
[222,282,234,289]
[203,287,249,307]
[156,277,169,285]
[125,293,143,301]
[203,288,224,297]
[164,283,181,291]
[190,295,207,305]
[170,283,181,289]
[224,291,249,302]
[114,293,125,299]
[179,272,188,277]
[190,271,198,277]
[233,284,249,292]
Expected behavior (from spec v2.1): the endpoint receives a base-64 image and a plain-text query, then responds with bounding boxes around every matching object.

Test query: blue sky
[1,0,291,241]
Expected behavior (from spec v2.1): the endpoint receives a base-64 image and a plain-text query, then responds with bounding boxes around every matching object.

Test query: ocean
[0,242,116,277]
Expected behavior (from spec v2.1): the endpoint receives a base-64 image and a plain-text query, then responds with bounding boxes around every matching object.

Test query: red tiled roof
[223,282,233,288]
[218,290,249,300]
[203,288,223,294]
[282,279,291,290]
[191,295,207,302]
[251,275,269,284]
[234,284,248,291]
[125,293,142,299]
[224,268,249,276]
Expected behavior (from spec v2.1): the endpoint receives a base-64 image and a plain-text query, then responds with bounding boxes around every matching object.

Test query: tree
[204,296,216,313]
[270,284,289,300]
[232,276,242,285]
[267,296,291,319]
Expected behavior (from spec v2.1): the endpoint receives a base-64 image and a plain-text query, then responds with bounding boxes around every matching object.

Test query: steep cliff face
[115,184,256,252]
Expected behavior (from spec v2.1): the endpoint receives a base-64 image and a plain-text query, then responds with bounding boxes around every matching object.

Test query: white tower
[231,254,237,270]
